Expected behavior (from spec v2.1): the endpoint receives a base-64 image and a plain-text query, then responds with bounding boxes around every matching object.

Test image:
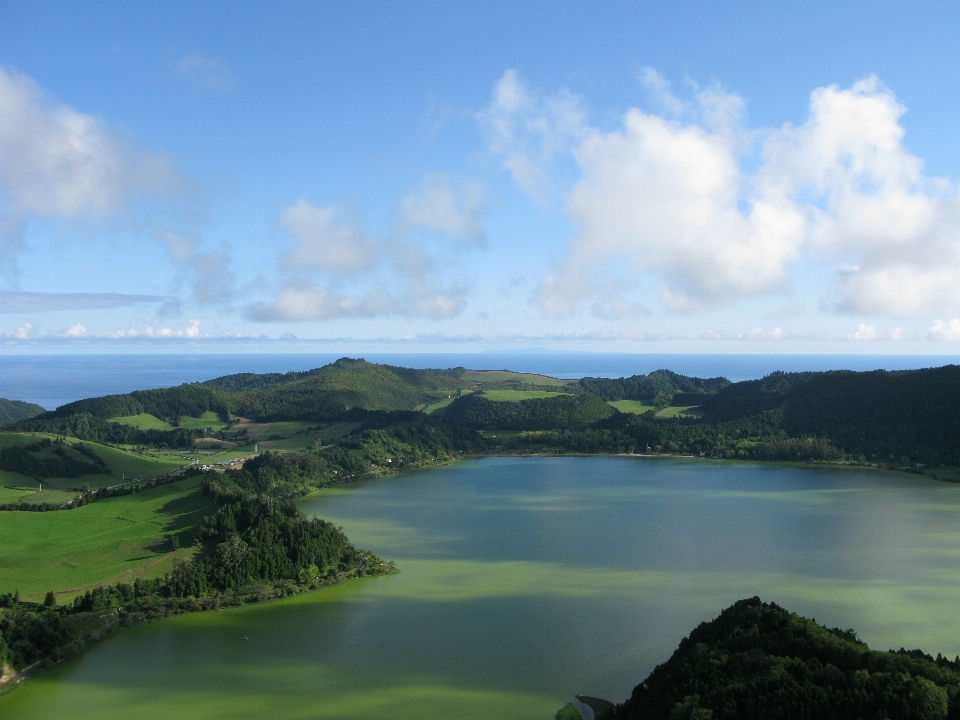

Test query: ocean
[1,352,958,410]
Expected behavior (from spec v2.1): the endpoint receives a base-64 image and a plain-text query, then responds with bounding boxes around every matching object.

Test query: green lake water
[3,456,960,718]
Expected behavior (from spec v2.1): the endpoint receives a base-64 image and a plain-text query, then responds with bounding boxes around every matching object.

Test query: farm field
[178,411,229,431]
[0,432,38,449]
[81,442,191,481]
[110,413,174,430]
[608,399,655,414]
[462,370,572,386]
[656,405,705,419]
[482,389,572,402]
[0,476,213,600]
[256,421,360,451]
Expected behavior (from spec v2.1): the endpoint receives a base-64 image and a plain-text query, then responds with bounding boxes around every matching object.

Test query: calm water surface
[3,456,960,718]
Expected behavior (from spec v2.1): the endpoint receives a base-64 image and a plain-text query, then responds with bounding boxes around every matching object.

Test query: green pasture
[483,389,571,402]
[110,413,175,430]
[464,369,570,386]
[0,476,214,600]
[656,405,705,419]
[423,392,474,414]
[257,421,360,451]
[261,420,317,439]
[196,449,256,463]
[178,411,229,431]
[80,441,190,481]
[608,400,655,414]
[0,432,38,449]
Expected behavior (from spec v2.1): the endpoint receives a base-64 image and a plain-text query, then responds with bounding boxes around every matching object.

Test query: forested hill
[606,597,960,719]
[212,358,468,420]
[696,366,960,466]
[578,370,731,405]
[15,358,469,426]
[0,398,46,425]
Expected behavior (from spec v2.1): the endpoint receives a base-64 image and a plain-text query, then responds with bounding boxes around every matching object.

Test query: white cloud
[175,55,236,92]
[483,71,960,321]
[544,101,804,313]
[850,323,881,341]
[928,318,960,341]
[638,68,685,116]
[143,319,204,338]
[765,77,960,318]
[279,199,378,275]
[62,322,86,337]
[0,67,231,309]
[478,69,587,201]
[0,66,190,221]
[397,174,487,246]
[250,185,483,322]
[3,322,33,339]
[246,284,464,322]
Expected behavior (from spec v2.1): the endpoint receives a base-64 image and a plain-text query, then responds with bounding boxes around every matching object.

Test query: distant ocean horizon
[2,352,959,411]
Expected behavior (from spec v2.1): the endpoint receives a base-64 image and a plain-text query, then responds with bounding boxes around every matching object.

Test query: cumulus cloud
[0,66,190,221]
[478,69,588,201]
[3,322,34,339]
[484,71,960,321]
[0,67,230,306]
[928,318,960,341]
[542,98,804,314]
[175,55,236,92]
[249,182,484,322]
[765,77,960,318]
[62,323,86,337]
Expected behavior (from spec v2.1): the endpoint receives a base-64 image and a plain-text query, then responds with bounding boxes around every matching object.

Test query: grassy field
[463,369,572,386]
[81,442,190,481]
[0,432,38,449]
[178,411,229,431]
[657,405,704,419]
[608,400,655,414]
[260,420,317,439]
[257,421,360,451]
[110,413,175,430]
[0,476,214,600]
[483,389,572,402]
[0,434,192,503]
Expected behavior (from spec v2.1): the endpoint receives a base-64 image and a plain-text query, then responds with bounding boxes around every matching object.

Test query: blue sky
[2,0,960,353]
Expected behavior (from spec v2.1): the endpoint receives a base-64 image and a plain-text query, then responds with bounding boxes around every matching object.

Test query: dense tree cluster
[50,384,228,423]
[0,605,75,672]
[578,370,730,404]
[0,398,46,425]
[610,597,960,720]
[445,392,616,430]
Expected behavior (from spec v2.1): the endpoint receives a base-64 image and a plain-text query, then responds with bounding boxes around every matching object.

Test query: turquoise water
[3,456,960,718]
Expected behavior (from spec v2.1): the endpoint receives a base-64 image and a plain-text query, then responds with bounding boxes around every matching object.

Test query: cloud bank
[483,71,960,321]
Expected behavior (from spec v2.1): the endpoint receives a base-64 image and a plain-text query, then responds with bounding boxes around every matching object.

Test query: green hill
[607,597,960,719]
[209,358,467,420]
[0,398,46,425]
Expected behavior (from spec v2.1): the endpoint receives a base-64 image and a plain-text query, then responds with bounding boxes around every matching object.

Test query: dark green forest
[0,398,46,425]
[607,597,960,720]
